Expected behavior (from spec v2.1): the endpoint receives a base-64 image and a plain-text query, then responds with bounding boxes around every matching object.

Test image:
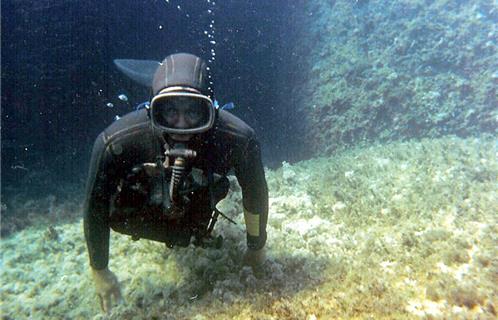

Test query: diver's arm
[84,133,124,313]
[84,133,113,270]
[234,137,269,251]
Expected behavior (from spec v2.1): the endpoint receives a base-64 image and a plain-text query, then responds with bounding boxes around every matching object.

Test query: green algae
[1,136,497,319]
[295,0,498,155]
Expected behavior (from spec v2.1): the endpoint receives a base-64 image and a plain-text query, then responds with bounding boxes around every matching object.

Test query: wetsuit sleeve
[83,133,114,270]
[234,137,269,250]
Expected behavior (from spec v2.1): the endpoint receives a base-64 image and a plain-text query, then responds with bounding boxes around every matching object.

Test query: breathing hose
[164,146,197,207]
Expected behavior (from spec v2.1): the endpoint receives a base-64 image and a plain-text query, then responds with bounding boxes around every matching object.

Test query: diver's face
[158,97,204,141]
[150,91,214,140]
[160,96,205,129]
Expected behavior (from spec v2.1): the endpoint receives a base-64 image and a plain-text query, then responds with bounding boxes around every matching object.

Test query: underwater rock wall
[297,0,497,155]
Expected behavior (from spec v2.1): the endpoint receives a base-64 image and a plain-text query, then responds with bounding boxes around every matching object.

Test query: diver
[84,53,268,313]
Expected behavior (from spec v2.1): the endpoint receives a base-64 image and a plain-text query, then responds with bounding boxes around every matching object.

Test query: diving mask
[150,89,215,134]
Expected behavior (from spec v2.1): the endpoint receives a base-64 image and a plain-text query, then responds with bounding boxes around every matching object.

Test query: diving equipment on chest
[113,143,215,219]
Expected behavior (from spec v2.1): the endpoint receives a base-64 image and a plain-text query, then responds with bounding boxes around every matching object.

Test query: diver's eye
[164,107,180,125]
[186,108,202,122]
[166,108,179,117]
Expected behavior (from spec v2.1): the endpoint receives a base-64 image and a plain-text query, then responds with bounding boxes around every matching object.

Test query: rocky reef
[1,136,496,319]
[295,0,497,155]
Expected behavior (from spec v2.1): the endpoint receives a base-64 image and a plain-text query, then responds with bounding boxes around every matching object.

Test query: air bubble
[159,25,163,30]
[207,9,212,14]
[177,5,181,10]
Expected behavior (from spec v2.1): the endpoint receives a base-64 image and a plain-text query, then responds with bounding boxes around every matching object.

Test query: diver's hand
[91,267,123,314]
[243,247,266,277]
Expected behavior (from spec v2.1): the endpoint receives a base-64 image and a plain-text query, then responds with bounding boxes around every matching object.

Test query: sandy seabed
[1,136,497,319]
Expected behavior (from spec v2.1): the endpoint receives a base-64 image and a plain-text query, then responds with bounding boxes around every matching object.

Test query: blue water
[1,0,304,206]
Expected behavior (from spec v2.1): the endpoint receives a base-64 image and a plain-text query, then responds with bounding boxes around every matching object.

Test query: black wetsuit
[84,108,268,270]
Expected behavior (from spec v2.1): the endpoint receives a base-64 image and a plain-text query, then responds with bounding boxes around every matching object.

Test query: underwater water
[1,0,497,319]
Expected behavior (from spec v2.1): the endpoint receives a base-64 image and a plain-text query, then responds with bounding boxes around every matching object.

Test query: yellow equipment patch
[244,208,260,237]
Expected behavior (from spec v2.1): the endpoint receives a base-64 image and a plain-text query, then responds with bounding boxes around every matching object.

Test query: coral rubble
[1,137,496,319]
